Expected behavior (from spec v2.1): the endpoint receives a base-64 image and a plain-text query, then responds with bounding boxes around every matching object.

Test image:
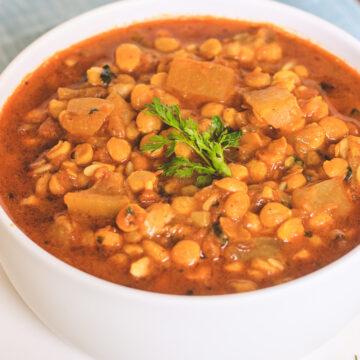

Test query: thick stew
[1,18,360,295]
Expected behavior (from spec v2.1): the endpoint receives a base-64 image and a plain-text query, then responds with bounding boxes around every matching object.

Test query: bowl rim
[1,0,360,303]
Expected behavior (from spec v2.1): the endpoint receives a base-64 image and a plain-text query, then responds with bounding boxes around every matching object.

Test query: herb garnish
[125,206,134,216]
[304,231,313,237]
[100,64,117,85]
[97,236,104,244]
[157,185,166,196]
[334,234,346,241]
[213,222,223,237]
[320,82,334,92]
[350,108,360,116]
[345,166,352,181]
[212,222,228,245]
[89,108,99,115]
[316,150,330,161]
[141,98,242,185]
[293,155,304,165]
[281,200,292,209]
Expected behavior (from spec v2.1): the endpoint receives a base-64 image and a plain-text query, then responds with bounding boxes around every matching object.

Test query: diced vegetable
[244,86,303,131]
[293,178,351,217]
[166,58,235,103]
[59,98,114,136]
[143,203,174,236]
[64,171,127,218]
[64,192,128,218]
[107,91,136,137]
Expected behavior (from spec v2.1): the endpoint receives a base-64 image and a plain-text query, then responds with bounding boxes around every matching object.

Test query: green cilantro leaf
[141,98,242,183]
[100,65,117,85]
[89,108,98,115]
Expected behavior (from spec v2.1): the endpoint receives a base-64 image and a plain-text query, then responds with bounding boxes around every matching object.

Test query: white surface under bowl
[0,1,360,359]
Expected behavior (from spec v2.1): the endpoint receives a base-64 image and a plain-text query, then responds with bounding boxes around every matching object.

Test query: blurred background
[1,0,360,72]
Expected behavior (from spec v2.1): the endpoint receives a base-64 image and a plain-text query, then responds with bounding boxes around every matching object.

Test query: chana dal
[1,18,360,295]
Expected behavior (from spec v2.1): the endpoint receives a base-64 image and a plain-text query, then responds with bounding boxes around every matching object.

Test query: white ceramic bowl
[1,1,360,359]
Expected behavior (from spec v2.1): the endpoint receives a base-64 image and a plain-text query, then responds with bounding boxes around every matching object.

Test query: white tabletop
[0,264,359,360]
[0,266,91,360]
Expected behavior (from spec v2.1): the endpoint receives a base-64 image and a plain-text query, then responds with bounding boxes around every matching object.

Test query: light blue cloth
[279,0,360,39]
[0,0,360,72]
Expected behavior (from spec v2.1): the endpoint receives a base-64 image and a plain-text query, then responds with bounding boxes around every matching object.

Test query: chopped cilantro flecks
[100,64,117,85]
[293,155,304,165]
[350,108,360,116]
[212,222,223,237]
[320,82,334,91]
[97,236,104,244]
[195,174,213,188]
[345,166,352,181]
[212,222,228,245]
[334,234,346,241]
[304,231,313,238]
[89,108,98,115]
[157,185,166,196]
[316,150,330,161]
[125,206,134,216]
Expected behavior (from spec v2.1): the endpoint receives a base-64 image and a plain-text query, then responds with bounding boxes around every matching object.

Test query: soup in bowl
[0,0,360,359]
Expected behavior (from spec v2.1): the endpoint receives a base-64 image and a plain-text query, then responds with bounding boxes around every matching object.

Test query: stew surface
[1,17,360,295]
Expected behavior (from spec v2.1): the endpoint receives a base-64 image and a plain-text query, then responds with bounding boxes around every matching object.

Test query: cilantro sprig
[141,98,242,186]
